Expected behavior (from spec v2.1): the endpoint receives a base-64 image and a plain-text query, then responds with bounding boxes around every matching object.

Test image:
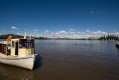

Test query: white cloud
[115,32,119,35]
[92,30,107,35]
[81,32,85,34]
[54,30,68,38]
[78,32,81,34]
[86,30,91,33]
[68,31,75,34]
[11,26,17,29]
[109,32,119,36]
[69,28,76,31]
[58,31,68,34]
[91,30,108,38]
[17,33,20,35]
[55,33,60,35]
[44,30,49,33]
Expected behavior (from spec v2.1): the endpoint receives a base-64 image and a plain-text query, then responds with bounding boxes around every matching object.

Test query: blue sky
[0,0,119,38]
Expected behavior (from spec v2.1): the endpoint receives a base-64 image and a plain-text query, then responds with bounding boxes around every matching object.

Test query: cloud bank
[52,29,119,38]
[1,27,119,38]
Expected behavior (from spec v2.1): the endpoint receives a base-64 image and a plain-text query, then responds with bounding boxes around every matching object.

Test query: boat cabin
[0,38,35,57]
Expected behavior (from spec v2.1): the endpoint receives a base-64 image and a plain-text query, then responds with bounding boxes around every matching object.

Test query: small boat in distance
[116,43,119,49]
[0,34,36,70]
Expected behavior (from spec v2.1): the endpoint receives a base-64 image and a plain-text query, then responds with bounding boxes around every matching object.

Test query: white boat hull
[0,55,35,70]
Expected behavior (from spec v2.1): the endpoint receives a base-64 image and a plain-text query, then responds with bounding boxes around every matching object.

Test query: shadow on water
[33,54,42,70]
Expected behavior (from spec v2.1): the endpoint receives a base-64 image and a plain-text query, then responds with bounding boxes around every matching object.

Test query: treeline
[0,34,23,39]
[99,35,119,40]
[33,37,48,40]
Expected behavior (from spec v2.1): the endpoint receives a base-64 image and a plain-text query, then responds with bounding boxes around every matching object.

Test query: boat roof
[0,41,7,44]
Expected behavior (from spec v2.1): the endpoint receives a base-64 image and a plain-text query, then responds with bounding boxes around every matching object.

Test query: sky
[0,0,119,38]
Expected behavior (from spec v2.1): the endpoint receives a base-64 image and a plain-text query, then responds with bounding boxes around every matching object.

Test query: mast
[24,32,26,39]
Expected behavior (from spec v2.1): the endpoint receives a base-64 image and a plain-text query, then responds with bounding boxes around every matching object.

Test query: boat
[0,34,36,70]
[116,43,119,49]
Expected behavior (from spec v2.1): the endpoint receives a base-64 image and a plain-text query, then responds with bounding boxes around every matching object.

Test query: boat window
[26,42,33,48]
[12,41,14,48]
[19,39,27,48]
[0,43,3,53]
[26,42,30,48]
[19,39,34,48]
[0,43,7,54]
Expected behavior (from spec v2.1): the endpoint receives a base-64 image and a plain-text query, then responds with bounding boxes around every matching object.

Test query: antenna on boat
[24,32,26,39]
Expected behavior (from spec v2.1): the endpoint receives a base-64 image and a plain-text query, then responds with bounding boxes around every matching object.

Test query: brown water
[0,40,119,80]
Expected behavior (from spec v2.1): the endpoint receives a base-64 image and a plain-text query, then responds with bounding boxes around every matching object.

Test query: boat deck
[0,53,17,58]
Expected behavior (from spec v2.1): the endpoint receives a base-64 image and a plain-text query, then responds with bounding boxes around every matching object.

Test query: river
[0,40,119,80]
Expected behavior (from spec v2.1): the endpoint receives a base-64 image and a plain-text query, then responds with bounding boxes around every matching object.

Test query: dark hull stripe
[0,57,33,60]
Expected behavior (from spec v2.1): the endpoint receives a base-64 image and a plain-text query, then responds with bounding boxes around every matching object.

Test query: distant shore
[0,34,119,40]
